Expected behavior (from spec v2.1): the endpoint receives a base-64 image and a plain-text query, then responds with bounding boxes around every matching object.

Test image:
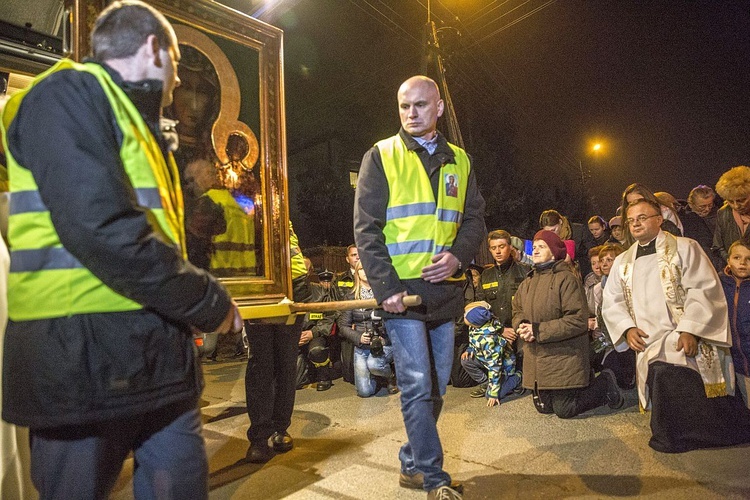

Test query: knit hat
[609,216,622,228]
[532,230,567,261]
[464,301,492,327]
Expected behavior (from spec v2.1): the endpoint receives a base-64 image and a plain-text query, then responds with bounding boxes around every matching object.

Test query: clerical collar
[635,238,657,259]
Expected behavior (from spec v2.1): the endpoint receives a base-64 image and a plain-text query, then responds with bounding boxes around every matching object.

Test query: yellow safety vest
[2,60,186,320]
[377,135,469,280]
[205,188,256,276]
[290,222,307,279]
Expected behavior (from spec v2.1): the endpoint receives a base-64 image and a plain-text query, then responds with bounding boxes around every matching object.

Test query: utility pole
[421,0,463,148]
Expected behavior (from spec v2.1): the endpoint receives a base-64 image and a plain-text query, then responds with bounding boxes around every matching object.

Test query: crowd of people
[1,2,750,499]
[290,86,750,498]
[299,168,750,422]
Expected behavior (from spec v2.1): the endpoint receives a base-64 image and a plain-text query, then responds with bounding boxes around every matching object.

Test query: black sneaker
[600,368,624,409]
[316,379,332,391]
[470,383,488,398]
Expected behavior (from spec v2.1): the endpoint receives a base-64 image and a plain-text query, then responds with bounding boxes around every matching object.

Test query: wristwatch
[452,261,463,279]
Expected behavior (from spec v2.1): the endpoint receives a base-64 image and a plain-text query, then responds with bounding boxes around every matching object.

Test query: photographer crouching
[337,262,398,397]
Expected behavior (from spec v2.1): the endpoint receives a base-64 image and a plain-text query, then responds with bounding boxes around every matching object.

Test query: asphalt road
[111,359,750,499]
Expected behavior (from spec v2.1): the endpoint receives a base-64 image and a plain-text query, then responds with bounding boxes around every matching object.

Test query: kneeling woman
[338,262,398,397]
[512,230,623,418]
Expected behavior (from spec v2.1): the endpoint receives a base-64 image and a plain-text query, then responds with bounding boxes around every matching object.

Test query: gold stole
[620,232,728,398]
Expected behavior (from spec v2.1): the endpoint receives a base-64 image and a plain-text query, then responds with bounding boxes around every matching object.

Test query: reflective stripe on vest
[2,60,186,320]
[377,135,469,280]
[205,188,256,276]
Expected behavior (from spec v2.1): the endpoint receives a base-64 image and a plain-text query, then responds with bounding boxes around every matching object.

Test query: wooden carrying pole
[288,295,421,313]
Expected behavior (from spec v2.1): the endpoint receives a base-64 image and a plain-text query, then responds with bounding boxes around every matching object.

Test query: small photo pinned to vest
[445,173,458,197]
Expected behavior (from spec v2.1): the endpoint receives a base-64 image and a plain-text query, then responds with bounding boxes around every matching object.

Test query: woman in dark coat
[512,230,623,418]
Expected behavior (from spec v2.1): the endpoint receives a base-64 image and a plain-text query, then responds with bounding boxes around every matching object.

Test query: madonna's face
[173,70,212,136]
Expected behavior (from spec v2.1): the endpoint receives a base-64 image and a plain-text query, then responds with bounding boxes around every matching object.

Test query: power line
[425,0,580,177]
[467,0,558,48]
[348,0,422,46]
[290,2,426,127]
[451,0,583,172]
[469,0,532,36]
[373,0,416,28]
[414,0,447,26]
[463,0,509,25]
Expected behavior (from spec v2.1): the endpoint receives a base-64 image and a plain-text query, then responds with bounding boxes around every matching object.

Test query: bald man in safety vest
[354,75,485,500]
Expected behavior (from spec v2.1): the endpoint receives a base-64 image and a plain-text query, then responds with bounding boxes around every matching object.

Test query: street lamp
[577,141,604,214]
[580,141,607,214]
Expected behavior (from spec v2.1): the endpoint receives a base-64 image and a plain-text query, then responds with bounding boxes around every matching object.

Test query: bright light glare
[251,0,281,19]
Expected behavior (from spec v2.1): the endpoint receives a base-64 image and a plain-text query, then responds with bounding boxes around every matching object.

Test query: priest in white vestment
[603,198,750,453]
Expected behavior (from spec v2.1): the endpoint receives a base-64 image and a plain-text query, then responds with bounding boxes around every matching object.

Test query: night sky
[222,0,750,239]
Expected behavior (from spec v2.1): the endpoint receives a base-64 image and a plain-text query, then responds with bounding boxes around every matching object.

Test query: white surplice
[602,231,732,409]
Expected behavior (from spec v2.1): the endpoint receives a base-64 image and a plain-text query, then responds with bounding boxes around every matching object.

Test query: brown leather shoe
[399,471,424,489]
[399,472,463,494]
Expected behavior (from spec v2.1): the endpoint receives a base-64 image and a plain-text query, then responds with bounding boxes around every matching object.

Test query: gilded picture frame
[69,0,292,305]
[153,0,291,305]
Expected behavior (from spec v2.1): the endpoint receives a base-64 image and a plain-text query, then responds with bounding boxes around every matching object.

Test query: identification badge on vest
[309,313,324,320]
[482,281,498,290]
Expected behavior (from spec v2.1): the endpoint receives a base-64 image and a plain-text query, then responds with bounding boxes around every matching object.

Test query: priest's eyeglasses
[625,214,660,226]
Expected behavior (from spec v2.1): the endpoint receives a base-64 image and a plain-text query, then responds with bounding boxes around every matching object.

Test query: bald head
[399,76,440,99]
[398,75,444,139]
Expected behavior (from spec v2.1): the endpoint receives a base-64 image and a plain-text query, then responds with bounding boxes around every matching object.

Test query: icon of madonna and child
[164,27,261,278]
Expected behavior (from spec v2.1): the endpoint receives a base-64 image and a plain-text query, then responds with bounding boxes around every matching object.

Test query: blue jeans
[29,401,207,499]
[460,356,521,399]
[384,318,454,491]
[354,345,394,397]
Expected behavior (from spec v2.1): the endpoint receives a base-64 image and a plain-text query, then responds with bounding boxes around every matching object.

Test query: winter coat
[477,260,530,327]
[720,270,750,377]
[337,291,390,348]
[466,319,516,398]
[2,63,232,428]
[301,283,339,338]
[714,204,747,266]
[512,260,590,390]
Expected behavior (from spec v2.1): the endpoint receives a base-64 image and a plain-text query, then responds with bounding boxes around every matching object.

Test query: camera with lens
[367,311,386,357]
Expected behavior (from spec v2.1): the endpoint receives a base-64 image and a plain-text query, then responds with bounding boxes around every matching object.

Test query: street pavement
[111,359,750,499]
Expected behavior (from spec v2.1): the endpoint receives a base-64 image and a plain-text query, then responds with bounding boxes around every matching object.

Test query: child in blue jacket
[720,239,750,408]
[460,301,523,407]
